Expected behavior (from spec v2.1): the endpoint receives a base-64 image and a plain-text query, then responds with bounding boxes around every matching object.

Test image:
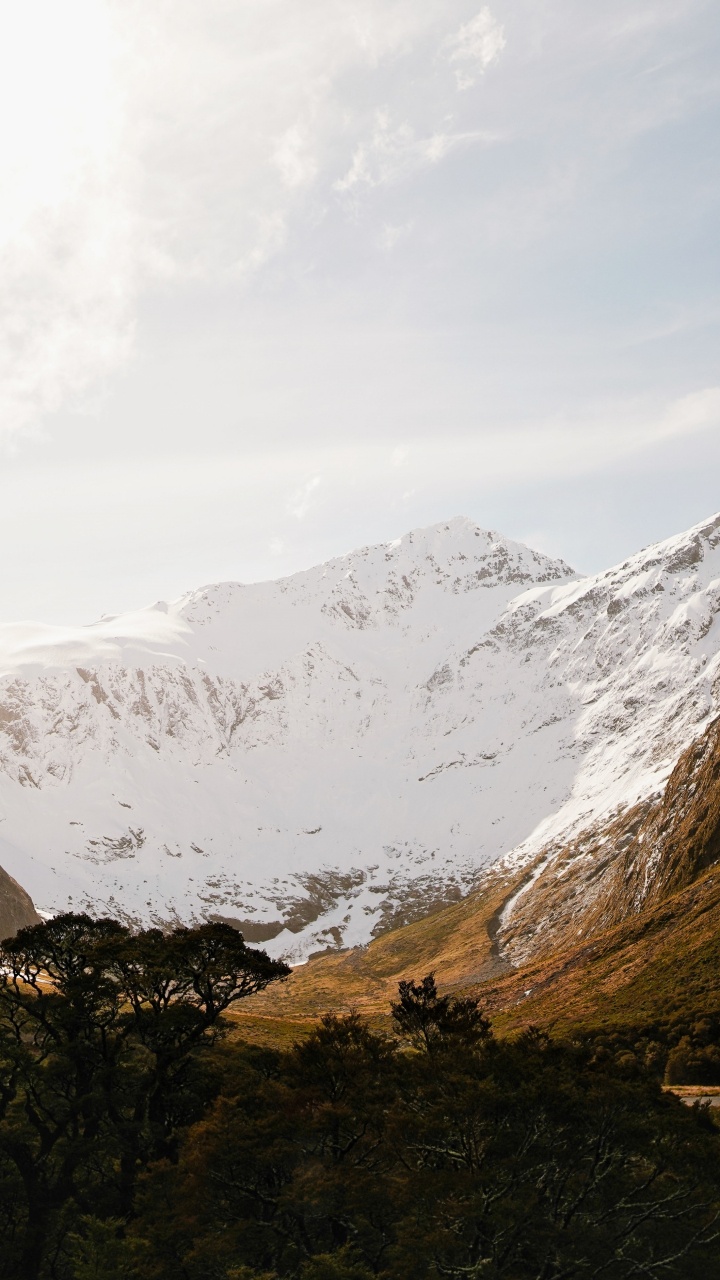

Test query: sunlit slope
[242,701,720,1039]
[482,868,720,1036]
[0,518,578,958]
[2,512,720,963]
[236,865,720,1044]
[237,872,515,1027]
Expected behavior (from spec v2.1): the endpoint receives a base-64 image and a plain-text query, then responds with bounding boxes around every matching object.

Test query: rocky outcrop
[498,711,720,966]
[0,864,41,940]
[624,714,720,905]
[255,707,720,1027]
[1,512,720,963]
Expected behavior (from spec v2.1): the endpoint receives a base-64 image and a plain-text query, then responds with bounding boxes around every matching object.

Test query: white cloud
[1,378,718,623]
[657,387,720,439]
[335,112,415,191]
[288,475,322,520]
[234,211,288,277]
[273,125,319,189]
[443,8,506,90]
[0,0,457,438]
[0,1,142,437]
[335,109,491,193]
[0,0,716,478]
[379,221,414,251]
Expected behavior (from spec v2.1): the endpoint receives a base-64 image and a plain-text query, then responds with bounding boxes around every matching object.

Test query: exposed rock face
[0,864,40,940]
[626,715,720,905]
[498,709,720,966]
[0,519,579,960]
[0,511,720,962]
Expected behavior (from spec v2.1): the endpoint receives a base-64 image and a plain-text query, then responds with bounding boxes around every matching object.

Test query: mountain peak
[0,513,718,964]
[279,516,576,599]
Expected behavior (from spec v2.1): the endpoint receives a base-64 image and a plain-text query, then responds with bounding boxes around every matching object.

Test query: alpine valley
[3,512,720,974]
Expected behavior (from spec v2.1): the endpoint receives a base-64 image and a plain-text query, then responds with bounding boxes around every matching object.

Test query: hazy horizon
[1,0,718,624]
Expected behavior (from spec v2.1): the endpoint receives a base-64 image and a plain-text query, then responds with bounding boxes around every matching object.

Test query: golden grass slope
[236,714,720,1045]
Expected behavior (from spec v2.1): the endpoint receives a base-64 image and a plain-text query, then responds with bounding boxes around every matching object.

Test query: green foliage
[0,912,289,1279]
[226,1270,279,1280]
[1,934,720,1279]
[66,1217,146,1280]
[127,982,720,1280]
[300,1249,374,1279]
[391,972,492,1052]
[580,1011,720,1083]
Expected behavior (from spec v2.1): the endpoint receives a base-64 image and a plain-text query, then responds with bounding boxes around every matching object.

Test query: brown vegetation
[237,714,720,1047]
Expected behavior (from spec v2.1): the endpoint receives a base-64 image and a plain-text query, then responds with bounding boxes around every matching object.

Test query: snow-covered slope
[1,512,719,963]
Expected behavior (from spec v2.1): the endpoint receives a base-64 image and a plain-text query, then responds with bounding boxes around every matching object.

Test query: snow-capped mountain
[1,513,719,962]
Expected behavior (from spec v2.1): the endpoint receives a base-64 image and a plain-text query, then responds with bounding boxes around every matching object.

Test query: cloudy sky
[1,0,719,623]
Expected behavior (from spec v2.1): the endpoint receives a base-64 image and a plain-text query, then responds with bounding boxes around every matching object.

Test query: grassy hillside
[235,860,720,1046]
[233,870,515,1039]
[479,866,720,1035]
[236,715,720,1047]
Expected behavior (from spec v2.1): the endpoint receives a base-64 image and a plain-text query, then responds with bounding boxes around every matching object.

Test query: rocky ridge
[1,513,720,961]
[497,707,720,967]
[0,867,40,940]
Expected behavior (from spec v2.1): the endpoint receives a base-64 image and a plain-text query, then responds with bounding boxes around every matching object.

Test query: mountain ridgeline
[4,512,720,970]
[4,518,720,1277]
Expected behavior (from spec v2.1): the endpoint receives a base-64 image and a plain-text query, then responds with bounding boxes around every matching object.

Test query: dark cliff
[0,864,41,939]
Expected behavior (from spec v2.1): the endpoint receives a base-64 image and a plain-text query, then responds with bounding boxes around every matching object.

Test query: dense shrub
[1,925,719,1279]
[0,914,289,1279]
[124,979,720,1280]
[580,1013,720,1084]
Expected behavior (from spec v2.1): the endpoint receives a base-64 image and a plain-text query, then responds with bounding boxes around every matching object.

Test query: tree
[0,913,289,1279]
[128,982,720,1279]
[391,973,491,1053]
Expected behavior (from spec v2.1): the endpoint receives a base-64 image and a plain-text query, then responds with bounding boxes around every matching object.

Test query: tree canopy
[0,925,718,1279]
[0,913,289,1278]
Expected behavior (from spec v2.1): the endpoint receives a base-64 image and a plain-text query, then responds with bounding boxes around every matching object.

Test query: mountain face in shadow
[0,864,40,939]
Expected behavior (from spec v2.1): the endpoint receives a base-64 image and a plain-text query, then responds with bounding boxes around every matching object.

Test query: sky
[0,0,719,624]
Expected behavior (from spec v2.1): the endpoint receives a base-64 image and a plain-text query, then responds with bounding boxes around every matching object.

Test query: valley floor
[234,861,720,1052]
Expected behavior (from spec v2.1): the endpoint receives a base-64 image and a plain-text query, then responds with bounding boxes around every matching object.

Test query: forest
[0,916,719,1279]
